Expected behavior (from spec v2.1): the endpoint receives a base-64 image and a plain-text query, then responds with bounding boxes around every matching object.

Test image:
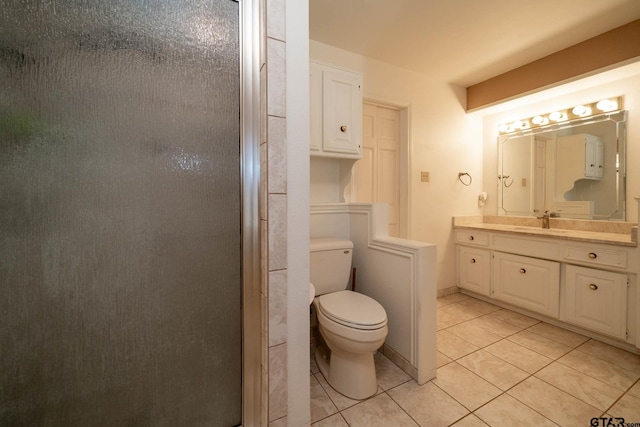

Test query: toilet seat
[317,290,387,330]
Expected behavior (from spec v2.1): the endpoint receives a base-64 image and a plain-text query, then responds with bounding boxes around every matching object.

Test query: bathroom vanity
[454,215,639,352]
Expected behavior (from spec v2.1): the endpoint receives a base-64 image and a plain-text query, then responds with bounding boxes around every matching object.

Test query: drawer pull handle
[468,236,475,241]
[340,125,347,132]
[470,258,476,263]
[589,284,598,290]
[588,252,597,259]
[519,268,526,274]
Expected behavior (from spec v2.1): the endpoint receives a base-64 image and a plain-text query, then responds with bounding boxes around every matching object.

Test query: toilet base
[315,345,378,400]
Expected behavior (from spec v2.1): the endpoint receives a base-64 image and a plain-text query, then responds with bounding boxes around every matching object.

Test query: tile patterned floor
[310,293,640,426]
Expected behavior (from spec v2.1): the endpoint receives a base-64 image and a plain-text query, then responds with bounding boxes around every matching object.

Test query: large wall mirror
[498,110,627,221]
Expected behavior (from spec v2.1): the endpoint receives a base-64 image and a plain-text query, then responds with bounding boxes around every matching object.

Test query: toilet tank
[310,238,354,295]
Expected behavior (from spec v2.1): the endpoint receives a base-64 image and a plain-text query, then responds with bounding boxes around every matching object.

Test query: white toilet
[310,237,388,400]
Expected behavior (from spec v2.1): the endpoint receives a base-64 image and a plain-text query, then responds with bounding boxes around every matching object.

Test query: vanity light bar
[498,97,623,134]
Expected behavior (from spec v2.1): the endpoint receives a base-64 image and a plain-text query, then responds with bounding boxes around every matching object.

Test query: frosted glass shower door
[0,1,242,425]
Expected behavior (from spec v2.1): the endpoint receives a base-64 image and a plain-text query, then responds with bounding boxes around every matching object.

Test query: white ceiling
[309,0,640,87]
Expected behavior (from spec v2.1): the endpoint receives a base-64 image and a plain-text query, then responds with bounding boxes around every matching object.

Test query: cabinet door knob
[588,252,597,259]
[589,284,598,290]
[468,236,474,241]
[340,125,347,132]
[470,258,476,263]
[519,268,526,274]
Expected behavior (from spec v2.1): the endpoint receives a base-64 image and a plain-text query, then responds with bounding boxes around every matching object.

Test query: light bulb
[549,111,563,122]
[596,99,617,112]
[572,105,591,116]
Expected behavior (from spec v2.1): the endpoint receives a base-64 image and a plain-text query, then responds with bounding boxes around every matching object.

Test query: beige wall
[467,19,640,110]
[310,41,484,291]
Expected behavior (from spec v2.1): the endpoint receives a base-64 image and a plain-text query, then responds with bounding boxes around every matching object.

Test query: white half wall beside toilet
[310,202,437,384]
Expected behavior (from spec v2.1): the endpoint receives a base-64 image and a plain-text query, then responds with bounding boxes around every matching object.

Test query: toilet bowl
[310,238,388,400]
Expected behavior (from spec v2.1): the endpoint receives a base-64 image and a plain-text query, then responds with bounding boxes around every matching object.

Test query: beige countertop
[453,216,638,247]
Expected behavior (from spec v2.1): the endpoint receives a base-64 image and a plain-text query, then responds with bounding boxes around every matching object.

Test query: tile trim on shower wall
[262,0,288,425]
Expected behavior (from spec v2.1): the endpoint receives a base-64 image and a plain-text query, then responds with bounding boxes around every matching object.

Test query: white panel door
[357,103,376,200]
[354,103,401,236]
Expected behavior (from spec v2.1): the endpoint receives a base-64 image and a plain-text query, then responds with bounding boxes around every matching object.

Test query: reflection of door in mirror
[501,135,532,214]
[533,137,547,214]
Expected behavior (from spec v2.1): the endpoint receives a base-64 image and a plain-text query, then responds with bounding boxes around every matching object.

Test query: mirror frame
[497,110,627,220]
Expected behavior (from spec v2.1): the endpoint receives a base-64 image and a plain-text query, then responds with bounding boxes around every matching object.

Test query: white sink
[309,283,315,305]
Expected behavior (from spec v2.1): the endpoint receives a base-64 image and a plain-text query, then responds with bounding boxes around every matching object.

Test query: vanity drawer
[491,234,561,260]
[455,230,489,246]
[564,244,628,270]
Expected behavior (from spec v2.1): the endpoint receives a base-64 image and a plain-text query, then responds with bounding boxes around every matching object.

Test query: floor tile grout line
[522,322,591,347]
[572,340,640,375]
[383,389,426,427]
[502,386,566,426]
[531,368,616,414]
[553,355,640,393]
[542,355,635,397]
[429,377,475,416]
[310,371,341,423]
[502,334,576,361]
[600,375,640,418]
[455,346,532,380]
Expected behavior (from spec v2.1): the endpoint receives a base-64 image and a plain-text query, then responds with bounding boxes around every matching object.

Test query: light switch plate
[421,171,430,182]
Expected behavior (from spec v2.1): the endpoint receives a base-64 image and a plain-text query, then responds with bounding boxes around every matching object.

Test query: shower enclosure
[0,1,250,425]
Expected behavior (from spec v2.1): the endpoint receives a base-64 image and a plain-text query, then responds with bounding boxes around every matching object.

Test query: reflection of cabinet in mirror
[556,133,603,189]
[554,133,603,218]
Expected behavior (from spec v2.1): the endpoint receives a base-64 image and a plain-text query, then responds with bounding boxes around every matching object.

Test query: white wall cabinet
[492,252,560,317]
[310,62,362,158]
[563,265,628,339]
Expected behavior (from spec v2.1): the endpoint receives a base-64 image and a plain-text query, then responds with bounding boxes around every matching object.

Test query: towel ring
[498,175,514,188]
[458,172,472,186]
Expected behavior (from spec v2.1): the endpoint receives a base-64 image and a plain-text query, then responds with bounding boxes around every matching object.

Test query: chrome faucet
[538,210,551,229]
[537,210,560,229]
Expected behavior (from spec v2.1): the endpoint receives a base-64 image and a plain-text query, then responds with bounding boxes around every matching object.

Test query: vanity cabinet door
[492,252,560,317]
[564,265,627,339]
[457,246,491,296]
